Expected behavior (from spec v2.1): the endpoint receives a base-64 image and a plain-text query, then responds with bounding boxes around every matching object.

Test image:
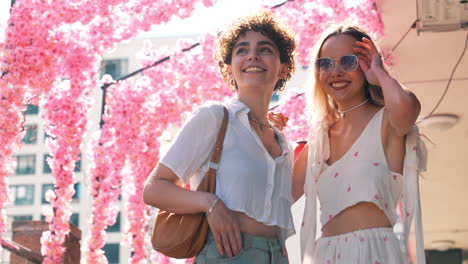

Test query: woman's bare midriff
[321,202,392,237]
[234,211,280,238]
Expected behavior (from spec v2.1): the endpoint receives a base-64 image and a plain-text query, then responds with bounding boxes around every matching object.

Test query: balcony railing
[0,238,43,264]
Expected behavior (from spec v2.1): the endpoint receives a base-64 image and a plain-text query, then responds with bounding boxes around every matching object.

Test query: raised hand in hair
[354,37,385,87]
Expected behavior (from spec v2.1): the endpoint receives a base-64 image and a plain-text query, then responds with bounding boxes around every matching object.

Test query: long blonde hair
[306,24,384,127]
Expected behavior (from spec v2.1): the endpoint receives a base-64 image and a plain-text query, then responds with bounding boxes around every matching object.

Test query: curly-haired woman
[144,10,297,264]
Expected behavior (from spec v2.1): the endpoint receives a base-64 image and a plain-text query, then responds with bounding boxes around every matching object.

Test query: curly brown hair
[215,10,296,91]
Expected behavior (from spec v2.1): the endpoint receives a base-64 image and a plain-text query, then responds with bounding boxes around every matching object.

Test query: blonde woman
[290,25,427,264]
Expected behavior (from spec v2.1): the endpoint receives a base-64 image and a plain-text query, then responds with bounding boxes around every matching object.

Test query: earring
[275,79,286,92]
[229,78,238,91]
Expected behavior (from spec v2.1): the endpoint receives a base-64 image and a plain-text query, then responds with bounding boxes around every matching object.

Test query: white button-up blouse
[160,98,295,238]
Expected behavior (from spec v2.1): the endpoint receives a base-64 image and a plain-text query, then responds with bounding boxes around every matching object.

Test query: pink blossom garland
[274,91,309,143]
[83,14,219,264]
[0,1,384,263]
[102,34,231,263]
[0,0,23,246]
[271,0,384,65]
[2,0,218,262]
[0,1,30,245]
[0,79,25,239]
[39,74,96,263]
[87,1,384,261]
[150,251,176,264]
[83,81,128,264]
[83,34,225,263]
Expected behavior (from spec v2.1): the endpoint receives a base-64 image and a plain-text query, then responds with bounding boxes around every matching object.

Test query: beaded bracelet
[205,197,220,216]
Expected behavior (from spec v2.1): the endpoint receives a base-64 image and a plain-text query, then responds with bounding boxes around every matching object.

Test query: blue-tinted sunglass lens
[341,55,358,72]
[317,58,333,72]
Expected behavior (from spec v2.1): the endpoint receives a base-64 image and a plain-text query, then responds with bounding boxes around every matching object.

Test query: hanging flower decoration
[1,0,217,263]
[0,0,383,263]
[270,0,384,65]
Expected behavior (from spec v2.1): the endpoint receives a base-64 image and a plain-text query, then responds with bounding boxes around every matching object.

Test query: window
[70,213,79,227]
[271,93,280,102]
[42,183,80,204]
[14,154,36,175]
[101,59,128,80]
[72,183,80,201]
[9,185,34,205]
[44,131,55,142]
[43,154,81,173]
[25,104,39,115]
[22,124,38,144]
[8,215,33,227]
[12,215,33,221]
[41,184,53,204]
[43,154,52,174]
[103,244,119,264]
[74,156,81,172]
[106,212,120,232]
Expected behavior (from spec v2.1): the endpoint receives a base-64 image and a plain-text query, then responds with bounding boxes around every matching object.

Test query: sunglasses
[316,55,359,73]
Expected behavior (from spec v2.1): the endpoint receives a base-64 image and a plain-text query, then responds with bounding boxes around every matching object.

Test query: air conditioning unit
[417,0,468,32]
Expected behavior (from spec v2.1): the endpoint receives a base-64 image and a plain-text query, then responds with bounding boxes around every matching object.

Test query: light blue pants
[195,232,288,264]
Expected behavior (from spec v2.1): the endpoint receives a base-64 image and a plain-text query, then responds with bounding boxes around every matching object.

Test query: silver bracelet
[206,197,220,216]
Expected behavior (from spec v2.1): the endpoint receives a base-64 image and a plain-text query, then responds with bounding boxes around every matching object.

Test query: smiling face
[228,30,286,93]
[318,34,366,105]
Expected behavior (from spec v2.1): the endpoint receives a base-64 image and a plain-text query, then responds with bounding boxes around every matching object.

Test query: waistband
[318,227,395,241]
[207,231,285,252]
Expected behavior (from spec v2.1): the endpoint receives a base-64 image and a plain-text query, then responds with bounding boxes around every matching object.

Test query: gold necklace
[248,114,273,131]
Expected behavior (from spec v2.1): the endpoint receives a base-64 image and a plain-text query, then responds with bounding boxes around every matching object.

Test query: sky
[140,0,268,38]
[0,0,10,25]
